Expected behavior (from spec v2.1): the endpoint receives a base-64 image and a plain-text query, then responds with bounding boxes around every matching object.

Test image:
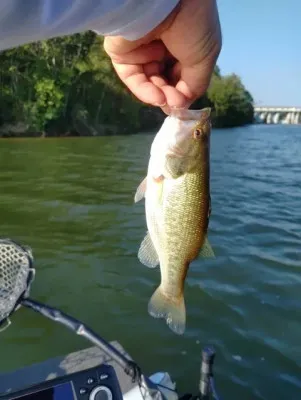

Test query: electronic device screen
[13,382,75,400]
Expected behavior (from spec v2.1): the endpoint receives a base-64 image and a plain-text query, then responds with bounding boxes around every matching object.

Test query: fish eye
[193,128,202,139]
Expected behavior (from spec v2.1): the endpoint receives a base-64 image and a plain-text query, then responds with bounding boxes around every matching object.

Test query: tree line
[0,32,254,137]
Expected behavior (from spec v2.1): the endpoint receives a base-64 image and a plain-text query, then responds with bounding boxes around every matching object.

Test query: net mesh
[0,239,33,323]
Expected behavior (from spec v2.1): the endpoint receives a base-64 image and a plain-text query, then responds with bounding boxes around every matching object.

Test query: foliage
[207,73,254,127]
[0,32,254,136]
[192,67,254,128]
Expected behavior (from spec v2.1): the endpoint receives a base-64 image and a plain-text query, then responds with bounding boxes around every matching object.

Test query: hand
[103,0,222,114]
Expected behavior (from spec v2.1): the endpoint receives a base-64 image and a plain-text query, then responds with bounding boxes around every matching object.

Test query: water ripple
[0,126,301,399]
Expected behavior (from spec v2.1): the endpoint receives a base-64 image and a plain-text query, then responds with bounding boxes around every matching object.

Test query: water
[0,124,301,399]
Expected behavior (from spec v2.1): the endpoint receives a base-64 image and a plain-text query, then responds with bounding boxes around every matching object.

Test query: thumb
[175,56,218,102]
[160,0,222,104]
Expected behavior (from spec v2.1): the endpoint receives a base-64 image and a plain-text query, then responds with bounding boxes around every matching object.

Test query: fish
[134,107,215,335]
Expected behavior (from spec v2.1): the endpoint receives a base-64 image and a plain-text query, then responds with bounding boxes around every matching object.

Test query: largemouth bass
[134,107,215,335]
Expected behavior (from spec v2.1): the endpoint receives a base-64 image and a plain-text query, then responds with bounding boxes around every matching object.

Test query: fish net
[0,239,34,325]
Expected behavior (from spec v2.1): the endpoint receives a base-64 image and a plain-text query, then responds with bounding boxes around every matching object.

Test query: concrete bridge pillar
[254,107,301,125]
[273,113,280,124]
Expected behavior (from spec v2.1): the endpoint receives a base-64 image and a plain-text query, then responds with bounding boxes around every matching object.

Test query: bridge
[254,106,301,125]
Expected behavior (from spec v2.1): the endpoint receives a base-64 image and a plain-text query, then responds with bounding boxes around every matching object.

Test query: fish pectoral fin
[148,286,186,335]
[134,177,147,203]
[138,232,159,268]
[165,155,187,178]
[199,236,215,258]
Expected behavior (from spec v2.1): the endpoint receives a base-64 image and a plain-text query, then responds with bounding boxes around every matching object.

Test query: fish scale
[135,107,215,335]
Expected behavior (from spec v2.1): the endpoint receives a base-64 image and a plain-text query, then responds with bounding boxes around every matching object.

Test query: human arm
[104,0,222,112]
[0,0,180,52]
[0,0,222,113]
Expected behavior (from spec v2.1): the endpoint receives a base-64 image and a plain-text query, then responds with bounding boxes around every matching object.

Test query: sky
[216,0,301,107]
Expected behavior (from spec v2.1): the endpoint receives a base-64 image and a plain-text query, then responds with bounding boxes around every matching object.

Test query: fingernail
[160,105,171,115]
[170,103,190,110]
[170,105,185,110]
[155,102,167,107]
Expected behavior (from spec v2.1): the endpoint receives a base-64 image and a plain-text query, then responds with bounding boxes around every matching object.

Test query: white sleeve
[0,0,180,51]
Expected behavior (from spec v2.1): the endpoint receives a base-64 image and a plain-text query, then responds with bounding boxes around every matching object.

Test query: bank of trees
[194,66,254,127]
[0,32,254,137]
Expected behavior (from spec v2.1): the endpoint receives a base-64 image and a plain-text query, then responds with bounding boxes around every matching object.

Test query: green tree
[207,73,254,127]
[0,32,254,135]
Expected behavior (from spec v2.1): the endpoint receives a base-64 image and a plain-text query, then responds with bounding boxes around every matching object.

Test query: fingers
[103,0,222,113]
[104,36,190,110]
[112,60,190,108]
[105,39,167,65]
[160,0,222,105]
[112,62,166,106]
[175,54,219,101]
[106,37,167,106]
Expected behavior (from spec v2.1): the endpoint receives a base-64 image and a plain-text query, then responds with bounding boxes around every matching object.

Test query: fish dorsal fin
[138,232,159,268]
[134,177,147,203]
[199,236,215,258]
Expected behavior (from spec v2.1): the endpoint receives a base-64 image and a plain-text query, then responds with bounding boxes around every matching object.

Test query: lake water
[0,124,301,399]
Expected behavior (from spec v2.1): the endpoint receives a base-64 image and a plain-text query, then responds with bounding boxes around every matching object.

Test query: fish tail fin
[148,286,186,335]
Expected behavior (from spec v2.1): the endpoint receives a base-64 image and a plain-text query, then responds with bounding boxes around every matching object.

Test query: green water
[0,124,301,399]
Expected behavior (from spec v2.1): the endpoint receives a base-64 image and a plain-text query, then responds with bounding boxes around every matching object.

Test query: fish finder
[0,364,123,400]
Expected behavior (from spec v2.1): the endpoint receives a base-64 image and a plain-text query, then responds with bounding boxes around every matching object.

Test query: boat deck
[0,342,136,396]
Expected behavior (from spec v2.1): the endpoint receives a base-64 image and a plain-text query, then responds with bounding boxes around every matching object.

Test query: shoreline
[0,121,257,138]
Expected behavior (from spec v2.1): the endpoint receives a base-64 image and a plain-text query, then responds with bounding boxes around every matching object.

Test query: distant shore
[0,122,127,138]
[0,120,257,138]
[0,33,254,139]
